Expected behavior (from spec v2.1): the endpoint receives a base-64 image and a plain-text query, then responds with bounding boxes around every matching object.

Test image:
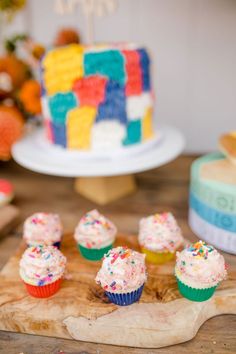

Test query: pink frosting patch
[0,179,13,195]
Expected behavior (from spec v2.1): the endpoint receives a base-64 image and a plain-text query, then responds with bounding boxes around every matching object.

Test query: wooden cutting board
[0,233,235,349]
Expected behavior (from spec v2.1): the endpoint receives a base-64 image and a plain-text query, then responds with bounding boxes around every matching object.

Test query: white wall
[6,0,236,153]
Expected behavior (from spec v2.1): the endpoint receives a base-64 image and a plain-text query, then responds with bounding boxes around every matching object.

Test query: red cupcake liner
[24,278,62,298]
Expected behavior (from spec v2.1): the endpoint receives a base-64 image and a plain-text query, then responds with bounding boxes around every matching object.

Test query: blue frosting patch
[123,119,141,145]
[190,192,236,232]
[49,92,77,124]
[138,48,151,91]
[51,122,67,148]
[96,80,127,124]
[84,50,125,85]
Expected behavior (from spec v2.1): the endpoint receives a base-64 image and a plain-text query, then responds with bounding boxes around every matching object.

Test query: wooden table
[0,156,235,354]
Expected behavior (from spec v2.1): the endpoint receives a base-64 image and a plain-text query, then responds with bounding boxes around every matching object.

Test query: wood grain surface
[0,205,20,238]
[0,156,235,353]
[1,232,234,348]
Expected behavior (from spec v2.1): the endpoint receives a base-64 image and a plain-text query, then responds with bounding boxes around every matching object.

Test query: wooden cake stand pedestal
[75,175,136,205]
[12,124,185,205]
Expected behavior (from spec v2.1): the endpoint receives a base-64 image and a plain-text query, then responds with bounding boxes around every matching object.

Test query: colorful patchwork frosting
[138,212,184,252]
[175,241,227,289]
[19,245,67,286]
[95,246,147,293]
[40,43,154,150]
[23,212,63,246]
[74,209,117,249]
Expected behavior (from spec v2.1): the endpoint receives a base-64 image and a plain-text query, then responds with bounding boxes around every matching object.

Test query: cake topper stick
[54,0,117,44]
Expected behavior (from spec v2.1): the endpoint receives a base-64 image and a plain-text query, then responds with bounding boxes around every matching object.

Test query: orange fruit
[0,105,24,160]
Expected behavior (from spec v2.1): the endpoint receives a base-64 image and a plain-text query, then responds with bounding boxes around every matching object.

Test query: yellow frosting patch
[142,108,153,140]
[67,106,96,149]
[43,44,84,95]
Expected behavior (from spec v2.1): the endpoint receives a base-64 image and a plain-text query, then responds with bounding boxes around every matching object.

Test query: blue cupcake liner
[105,284,144,306]
[53,241,61,249]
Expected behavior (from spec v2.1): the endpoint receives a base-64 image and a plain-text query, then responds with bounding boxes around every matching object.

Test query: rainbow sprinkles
[186,241,214,260]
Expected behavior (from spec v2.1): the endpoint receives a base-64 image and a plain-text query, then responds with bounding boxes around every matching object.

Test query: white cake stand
[12,124,185,204]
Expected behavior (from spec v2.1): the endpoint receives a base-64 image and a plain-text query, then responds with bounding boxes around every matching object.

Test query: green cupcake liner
[176,276,217,302]
[77,243,113,261]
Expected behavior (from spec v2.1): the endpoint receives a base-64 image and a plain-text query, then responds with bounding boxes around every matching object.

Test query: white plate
[12,125,185,177]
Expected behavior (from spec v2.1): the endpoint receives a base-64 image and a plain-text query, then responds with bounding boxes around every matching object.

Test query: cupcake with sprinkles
[175,240,227,302]
[138,212,184,264]
[19,245,67,298]
[95,246,147,306]
[74,209,117,261]
[23,212,63,248]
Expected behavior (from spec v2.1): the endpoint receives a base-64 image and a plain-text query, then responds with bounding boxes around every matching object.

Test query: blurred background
[1,0,236,153]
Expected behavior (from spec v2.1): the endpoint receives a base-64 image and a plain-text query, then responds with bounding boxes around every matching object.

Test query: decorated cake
[40,43,154,150]
[189,132,236,254]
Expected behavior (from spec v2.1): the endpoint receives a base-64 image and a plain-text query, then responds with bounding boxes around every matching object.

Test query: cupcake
[23,212,63,248]
[138,212,184,264]
[95,246,147,306]
[19,245,66,298]
[175,240,227,302]
[0,179,14,207]
[74,209,117,261]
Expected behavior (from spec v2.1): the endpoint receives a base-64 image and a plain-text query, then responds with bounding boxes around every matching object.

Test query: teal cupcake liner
[176,276,217,302]
[77,243,113,261]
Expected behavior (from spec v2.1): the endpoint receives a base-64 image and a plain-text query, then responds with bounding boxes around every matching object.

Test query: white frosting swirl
[23,212,63,246]
[175,241,227,289]
[95,246,147,293]
[138,212,184,252]
[74,209,117,249]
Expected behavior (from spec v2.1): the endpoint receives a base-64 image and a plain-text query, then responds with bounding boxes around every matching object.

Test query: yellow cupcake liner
[141,247,175,264]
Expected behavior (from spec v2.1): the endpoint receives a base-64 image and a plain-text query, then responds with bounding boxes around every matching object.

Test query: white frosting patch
[0,192,7,202]
[41,96,52,121]
[84,43,138,54]
[126,92,152,120]
[91,121,126,150]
